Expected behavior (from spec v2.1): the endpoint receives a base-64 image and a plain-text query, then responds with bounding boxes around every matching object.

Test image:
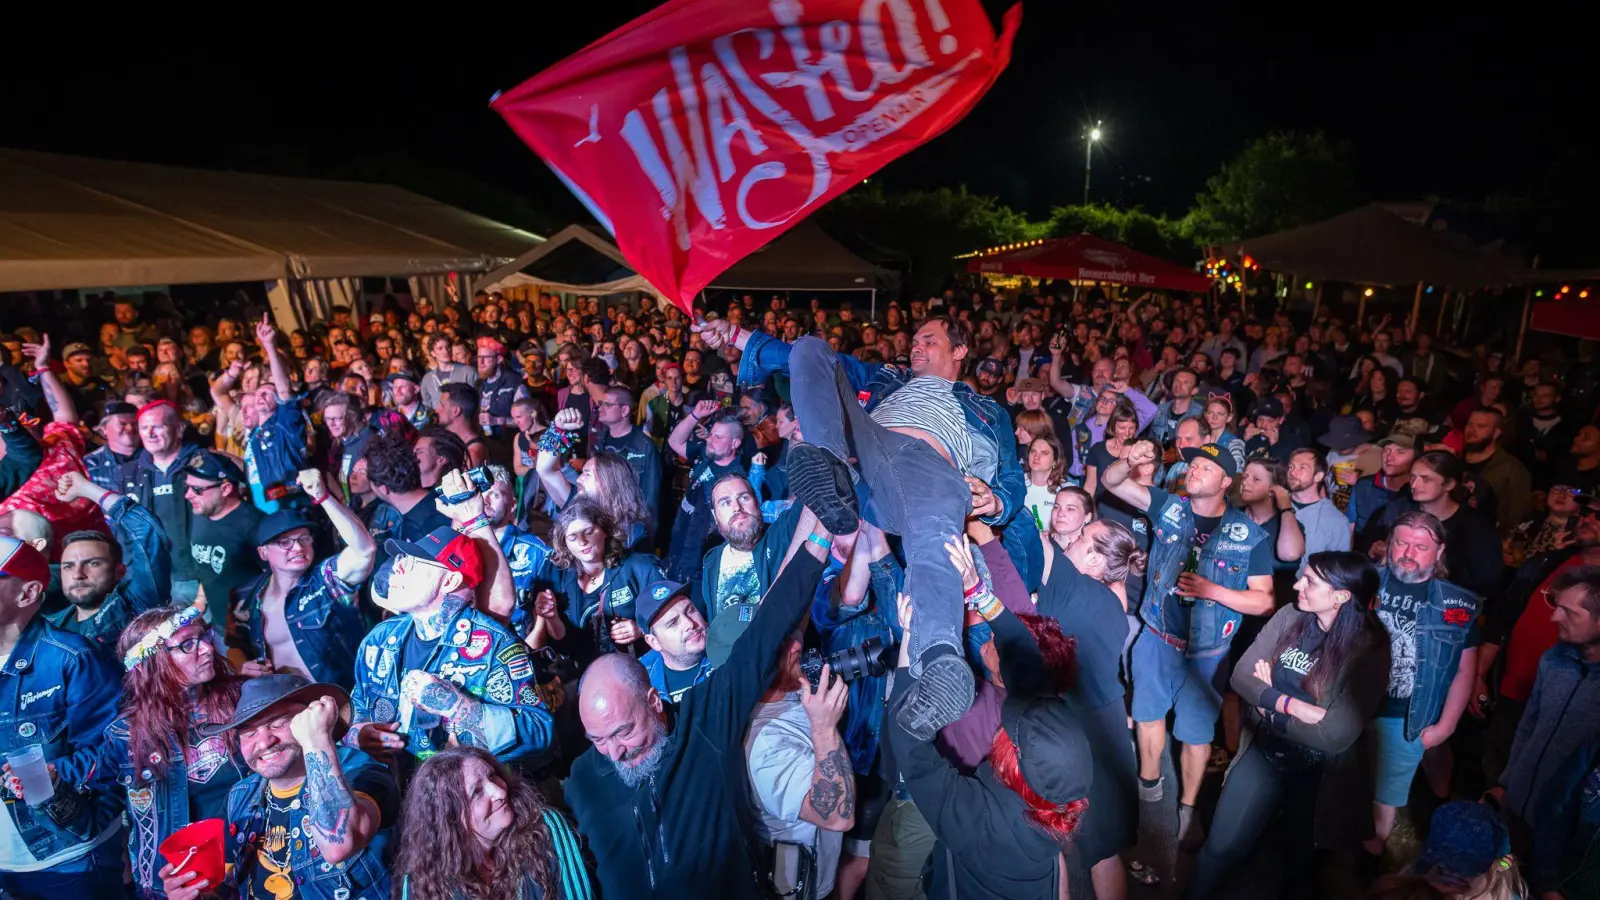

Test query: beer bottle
[1176,543,1202,607]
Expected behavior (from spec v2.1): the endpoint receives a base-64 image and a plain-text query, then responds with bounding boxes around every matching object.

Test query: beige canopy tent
[473,224,662,298]
[0,148,543,326]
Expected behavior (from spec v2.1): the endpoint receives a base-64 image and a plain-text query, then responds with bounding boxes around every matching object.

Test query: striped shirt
[871,375,974,474]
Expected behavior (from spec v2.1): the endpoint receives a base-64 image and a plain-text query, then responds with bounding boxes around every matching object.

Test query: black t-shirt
[660,662,702,703]
[190,501,265,620]
[250,783,305,900]
[185,725,244,824]
[1375,579,1427,718]
[1273,619,1329,706]
[1086,442,1116,498]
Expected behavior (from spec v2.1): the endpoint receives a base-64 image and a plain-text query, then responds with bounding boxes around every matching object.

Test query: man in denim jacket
[233,469,376,690]
[1103,439,1275,851]
[1367,509,1481,857]
[44,470,172,654]
[709,316,1024,741]
[0,537,124,898]
[160,674,396,900]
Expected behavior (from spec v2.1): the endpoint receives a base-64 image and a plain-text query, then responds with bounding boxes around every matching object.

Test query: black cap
[198,673,350,739]
[1252,396,1285,419]
[636,580,691,631]
[101,400,138,419]
[185,451,246,487]
[1000,695,1092,806]
[1181,443,1239,478]
[383,369,421,386]
[255,510,313,547]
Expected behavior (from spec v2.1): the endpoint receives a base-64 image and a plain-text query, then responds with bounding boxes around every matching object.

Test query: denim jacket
[82,444,137,492]
[118,442,205,558]
[244,396,309,515]
[1148,398,1202,447]
[641,650,712,703]
[737,330,1024,527]
[224,747,394,900]
[102,714,247,896]
[0,616,122,865]
[1376,570,1480,741]
[351,603,556,776]
[233,557,366,690]
[44,493,172,654]
[1143,494,1267,657]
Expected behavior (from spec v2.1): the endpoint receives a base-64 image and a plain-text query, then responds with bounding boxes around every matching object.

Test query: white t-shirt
[745,695,843,898]
[1024,481,1057,528]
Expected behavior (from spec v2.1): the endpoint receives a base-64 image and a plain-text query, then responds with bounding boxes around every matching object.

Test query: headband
[137,399,179,419]
[122,598,209,671]
[1207,392,1234,409]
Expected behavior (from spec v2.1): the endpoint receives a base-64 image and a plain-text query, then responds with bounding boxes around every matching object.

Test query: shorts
[1130,629,1225,746]
[1371,715,1426,807]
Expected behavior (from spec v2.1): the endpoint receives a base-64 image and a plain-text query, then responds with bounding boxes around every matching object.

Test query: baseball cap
[385,525,484,589]
[636,580,691,631]
[705,603,759,668]
[101,400,138,419]
[1181,443,1239,478]
[61,342,93,359]
[1015,377,1047,395]
[383,368,421,386]
[1000,695,1093,806]
[1417,801,1511,879]
[1377,431,1419,451]
[0,537,50,586]
[1251,396,1285,419]
[976,358,1004,378]
[255,510,314,547]
[185,451,246,487]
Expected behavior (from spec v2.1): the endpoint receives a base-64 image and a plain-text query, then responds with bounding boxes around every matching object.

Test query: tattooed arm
[22,334,79,425]
[795,666,855,831]
[290,697,381,864]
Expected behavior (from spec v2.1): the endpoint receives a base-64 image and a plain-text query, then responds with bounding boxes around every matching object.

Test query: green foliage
[1044,204,1198,262]
[1181,131,1356,244]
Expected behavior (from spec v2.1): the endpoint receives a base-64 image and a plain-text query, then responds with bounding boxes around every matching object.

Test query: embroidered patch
[1222,619,1236,638]
[460,630,493,661]
[128,788,154,814]
[437,661,487,683]
[185,734,230,783]
[610,586,634,608]
[19,686,59,710]
[653,584,671,601]
[1162,504,1183,524]
[518,684,541,706]
[364,646,379,671]
[375,649,394,680]
[1225,522,1250,541]
[485,668,514,704]
[499,645,534,681]
[1442,608,1472,627]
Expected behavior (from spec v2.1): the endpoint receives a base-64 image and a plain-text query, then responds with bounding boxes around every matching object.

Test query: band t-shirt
[1376,579,1427,717]
[190,501,265,623]
[661,663,702,703]
[249,783,304,900]
[713,547,760,619]
[1144,487,1275,638]
[186,724,244,824]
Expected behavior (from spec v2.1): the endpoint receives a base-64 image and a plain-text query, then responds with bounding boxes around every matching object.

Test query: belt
[1146,624,1188,651]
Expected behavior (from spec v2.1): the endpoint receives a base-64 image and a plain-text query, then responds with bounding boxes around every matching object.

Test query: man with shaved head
[565,504,841,899]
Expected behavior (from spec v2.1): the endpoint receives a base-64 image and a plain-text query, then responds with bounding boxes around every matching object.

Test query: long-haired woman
[102,603,246,898]
[1186,551,1392,899]
[1023,433,1070,528]
[535,434,653,549]
[1201,395,1247,471]
[394,747,591,900]
[528,499,663,664]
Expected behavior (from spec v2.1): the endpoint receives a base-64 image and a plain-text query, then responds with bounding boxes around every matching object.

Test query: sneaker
[787,443,860,536]
[1137,777,1164,803]
[894,650,975,741]
[1177,804,1206,853]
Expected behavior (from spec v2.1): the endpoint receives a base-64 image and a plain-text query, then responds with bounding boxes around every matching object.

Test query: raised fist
[553,408,585,431]
[296,468,328,502]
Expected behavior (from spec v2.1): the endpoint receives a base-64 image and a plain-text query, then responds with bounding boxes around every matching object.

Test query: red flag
[493,0,1021,313]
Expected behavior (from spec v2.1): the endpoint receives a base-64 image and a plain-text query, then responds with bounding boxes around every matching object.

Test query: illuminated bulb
[1363,288,1374,297]
[1304,282,1314,290]
[1583,290,1592,299]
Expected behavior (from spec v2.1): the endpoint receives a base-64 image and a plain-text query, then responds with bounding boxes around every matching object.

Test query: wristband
[807,533,832,551]
[971,589,1002,621]
[311,492,329,506]
[455,514,491,534]
[963,577,987,599]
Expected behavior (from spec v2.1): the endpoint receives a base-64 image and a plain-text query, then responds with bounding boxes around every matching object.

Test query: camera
[799,637,889,690]
[435,465,493,504]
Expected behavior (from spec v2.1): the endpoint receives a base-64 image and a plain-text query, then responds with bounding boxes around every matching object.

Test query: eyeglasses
[162,633,209,656]
[268,534,314,551]
[239,713,296,741]
[184,481,222,496]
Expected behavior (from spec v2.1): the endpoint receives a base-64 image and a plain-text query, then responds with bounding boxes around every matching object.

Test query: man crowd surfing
[2,281,1599,899]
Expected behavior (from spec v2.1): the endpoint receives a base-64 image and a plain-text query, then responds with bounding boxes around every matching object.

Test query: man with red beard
[697,473,811,620]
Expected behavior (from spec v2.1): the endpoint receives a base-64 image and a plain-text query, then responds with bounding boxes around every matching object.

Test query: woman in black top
[529,498,663,665]
[1083,402,1141,497]
[1187,551,1392,899]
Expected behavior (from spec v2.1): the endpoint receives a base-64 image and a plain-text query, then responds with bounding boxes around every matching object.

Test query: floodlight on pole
[1084,121,1103,206]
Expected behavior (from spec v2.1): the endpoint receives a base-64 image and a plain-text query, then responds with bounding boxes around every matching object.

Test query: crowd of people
[1,282,1599,899]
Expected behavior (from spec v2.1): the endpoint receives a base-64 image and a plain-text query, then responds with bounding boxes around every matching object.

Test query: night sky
[1,4,1587,227]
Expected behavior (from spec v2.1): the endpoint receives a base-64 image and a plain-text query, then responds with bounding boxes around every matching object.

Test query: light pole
[1083,121,1102,206]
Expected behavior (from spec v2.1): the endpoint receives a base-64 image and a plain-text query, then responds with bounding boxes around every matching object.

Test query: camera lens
[825,637,887,683]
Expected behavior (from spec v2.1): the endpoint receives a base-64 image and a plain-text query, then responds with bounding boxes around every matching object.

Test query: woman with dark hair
[101,603,247,898]
[1083,403,1142,498]
[534,429,652,549]
[1355,366,1399,434]
[1186,551,1392,899]
[1374,450,1503,596]
[394,746,591,900]
[527,498,663,663]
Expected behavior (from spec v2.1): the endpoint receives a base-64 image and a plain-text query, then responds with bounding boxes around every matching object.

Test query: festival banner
[493,0,1022,312]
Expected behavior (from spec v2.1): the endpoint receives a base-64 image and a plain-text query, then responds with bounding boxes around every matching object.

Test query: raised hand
[55,470,98,504]
[254,313,276,348]
[435,469,486,525]
[534,589,559,621]
[20,334,51,371]
[553,408,585,432]
[289,695,341,751]
[693,399,721,420]
[1124,440,1158,469]
[752,452,768,467]
[944,535,980,592]
[799,664,848,730]
[403,671,466,718]
[296,468,329,504]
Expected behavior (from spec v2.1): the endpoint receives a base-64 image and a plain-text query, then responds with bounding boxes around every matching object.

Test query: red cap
[475,336,505,354]
[384,527,483,589]
[137,399,179,419]
[0,537,50,586]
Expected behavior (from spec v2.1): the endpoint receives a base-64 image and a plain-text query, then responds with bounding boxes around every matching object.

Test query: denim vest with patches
[1142,495,1266,657]
[1376,571,1480,741]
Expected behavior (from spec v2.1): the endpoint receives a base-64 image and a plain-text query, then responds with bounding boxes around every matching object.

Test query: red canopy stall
[966,233,1210,293]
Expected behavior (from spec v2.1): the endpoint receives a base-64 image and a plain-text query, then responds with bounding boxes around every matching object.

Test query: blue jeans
[787,338,969,673]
